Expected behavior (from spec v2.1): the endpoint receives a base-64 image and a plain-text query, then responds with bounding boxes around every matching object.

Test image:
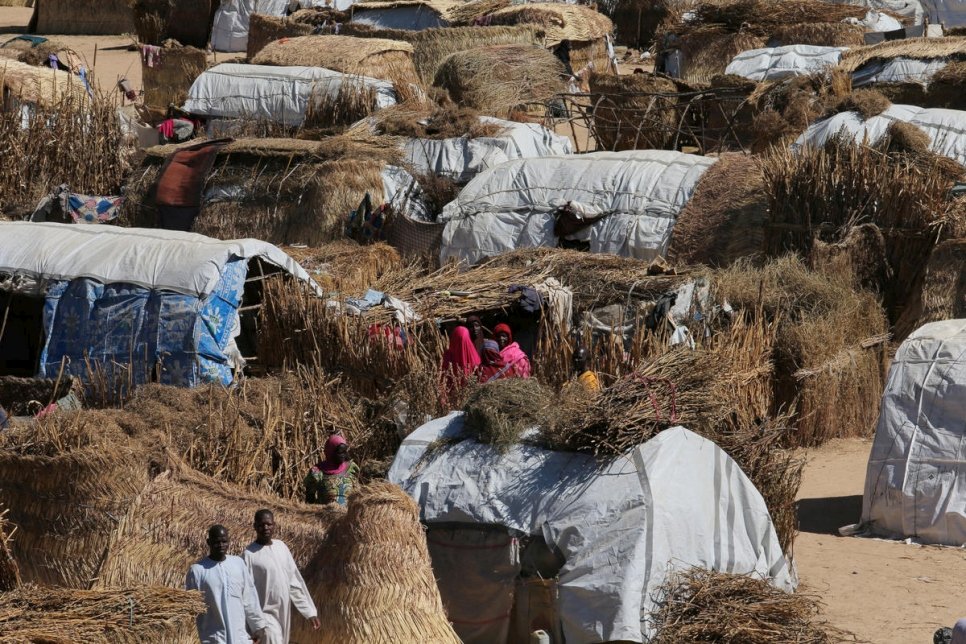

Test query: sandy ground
[795,438,966,643]
[4,7,966,643]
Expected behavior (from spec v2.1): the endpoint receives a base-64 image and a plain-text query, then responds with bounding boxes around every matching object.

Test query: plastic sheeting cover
[438,150,716,265]
[211,0,291,52]
[351,5,448,30]
[402,117,574,182]
[793,104,966,167]
[725,45,847,81]
[861,319,966,545]
[183,64,397,126]
[844,0,924,25]
[388,414,796,642]
[846,9,904,31]
[851,57,948,87]
[0,222,319,297]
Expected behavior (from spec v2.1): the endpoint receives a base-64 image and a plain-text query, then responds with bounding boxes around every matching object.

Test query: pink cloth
[440,326,481,405]
[320,434,349,476]
[500,342,531,378]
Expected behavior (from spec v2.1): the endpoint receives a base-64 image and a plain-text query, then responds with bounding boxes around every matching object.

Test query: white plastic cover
[402,117,574,182]
[845,9,904,32]
[438,150,716,265]
[388,414,796,642]
[851,57,948,87]
[0,222,320,297]
[862,320,966,545]
[183,63,397,126]
[300,0,355,8]
[211,0,291,52]
[845,0,923,25]
[725,45,847,81]
[793,104,966,167]
[351,5,448,30]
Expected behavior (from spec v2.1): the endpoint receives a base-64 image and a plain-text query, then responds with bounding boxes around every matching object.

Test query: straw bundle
[254,35,420,86]
[925,61,966,110]
[764,135,964,323]
[835,37,966,74]
[675,29,767,85]
[32,0,135,35]
[485,3,613,47]
[916,239,966,325]
[667,153,768,266]
[809,223,892,292]
[246,13,313,59]
[650,568,847,643]
[768,22,865,47]
[746,71,846,151]
[141,44,207,114]
[588,72,679,151]
[358,103,504,139]
[462,378,556,451]
[310,481,461,644]
[714,256,888,447]
[433,44,566,116]
[0,506,19,592]
[0,584,206,644]
[285,241,404,294]
[825,88,891,119]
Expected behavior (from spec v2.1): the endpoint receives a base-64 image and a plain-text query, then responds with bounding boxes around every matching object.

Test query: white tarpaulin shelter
[845,9,904,32]
[861,320,966,545]
[846,0,923,24]
[211,0,292,52]
[438,150,716,265]
[388,413,796,643]
[401,117,574,182]
[351,1,450,30]
[725,45,847,81]
[0,222,319,297]
[851,57,949,87]
[183,64,397,127]
[793,104,966,166]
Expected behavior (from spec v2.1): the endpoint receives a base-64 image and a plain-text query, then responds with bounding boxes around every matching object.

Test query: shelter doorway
[0,291,45,377]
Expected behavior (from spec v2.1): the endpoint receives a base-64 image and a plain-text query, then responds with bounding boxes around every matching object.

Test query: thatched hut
[141,43,207,116]
[246,13,314,59]
[132,0,215,48]
[126,137,408,247]
[253,35,420,86]
[29,0,135,35]
[0,59,89,108]
[311,482,461,643]
[433,44,566,116]
[484,3,616,74]
[833,37,966,109]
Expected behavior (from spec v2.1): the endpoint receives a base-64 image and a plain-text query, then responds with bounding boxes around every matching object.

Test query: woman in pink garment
[493,323,531,379]
[440,325,482,407]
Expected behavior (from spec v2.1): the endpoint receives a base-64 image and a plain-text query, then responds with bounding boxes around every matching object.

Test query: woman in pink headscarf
[304,434,359,506]
[440,325,481,407]
[494,323,531,378]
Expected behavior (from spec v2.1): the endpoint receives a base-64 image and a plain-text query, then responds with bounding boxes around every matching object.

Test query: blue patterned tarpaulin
[38,258,249,388]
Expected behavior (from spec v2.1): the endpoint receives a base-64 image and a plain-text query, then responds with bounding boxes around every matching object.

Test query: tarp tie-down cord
[630,374,678,423]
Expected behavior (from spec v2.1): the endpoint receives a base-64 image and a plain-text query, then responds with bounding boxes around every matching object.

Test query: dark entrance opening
[0,290,45,377]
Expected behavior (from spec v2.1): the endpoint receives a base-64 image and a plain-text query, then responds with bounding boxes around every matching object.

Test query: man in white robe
[243,509,320,643]
[186,524,268,644]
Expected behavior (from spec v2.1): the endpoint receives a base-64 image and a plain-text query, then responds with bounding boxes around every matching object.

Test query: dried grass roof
[486,3,613,45]
[837,37,966,73]
[252,34,415,74]
[0,59,89,107]
[143,135,400,162]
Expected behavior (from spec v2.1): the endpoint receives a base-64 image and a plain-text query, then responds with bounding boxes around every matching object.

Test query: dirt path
[795,438,966,643]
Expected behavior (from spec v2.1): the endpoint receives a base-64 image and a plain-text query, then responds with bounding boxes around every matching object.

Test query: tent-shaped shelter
[793,104,966,167]
[861,319,966,545]
[438,149,717,265]
[211,0,292,52]
[388,413,796,643]
[0,223,319,388]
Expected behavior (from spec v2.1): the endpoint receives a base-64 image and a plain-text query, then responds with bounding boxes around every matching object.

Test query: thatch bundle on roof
[253,35,420,86]
[588,72,680,151]
[247,13,314,59]
[433,44,565,116]
[769,21,866,47]
[141,43,207,115]
[30,0,135,35]
[311,481,462,644]
[667,153,768,266]
[650,568,848,643]
[284,241,404,294]
[0,585,206,643]
[126,136,402,247]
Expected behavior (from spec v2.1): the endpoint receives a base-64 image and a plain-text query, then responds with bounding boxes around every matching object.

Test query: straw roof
[486,3,613,45]
[353,0,466,20]
[311,481,461,644]
[0,59,89,107]
[252,35,418,83]
[143,136,399,161]
[837,37,966,73]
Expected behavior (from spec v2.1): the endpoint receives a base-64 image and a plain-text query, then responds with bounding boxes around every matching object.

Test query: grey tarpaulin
[388,413,796,643]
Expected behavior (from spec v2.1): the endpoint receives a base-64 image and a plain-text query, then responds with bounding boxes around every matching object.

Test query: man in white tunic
[186,524,268,644]
[243,509,320,643]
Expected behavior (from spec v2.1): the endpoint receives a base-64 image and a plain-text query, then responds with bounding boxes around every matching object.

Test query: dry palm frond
[649,568,853,644]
